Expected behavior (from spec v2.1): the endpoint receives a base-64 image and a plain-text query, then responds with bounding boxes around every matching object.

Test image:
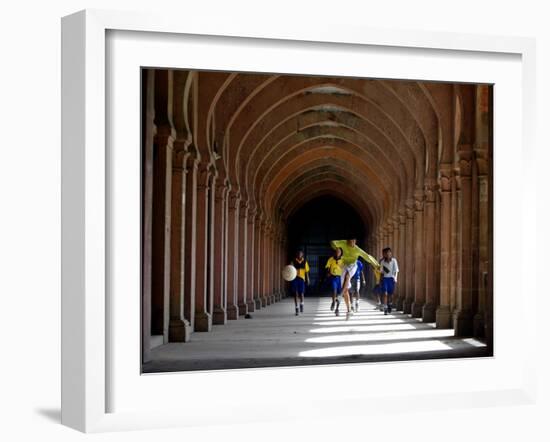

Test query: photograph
[140,69,493,373]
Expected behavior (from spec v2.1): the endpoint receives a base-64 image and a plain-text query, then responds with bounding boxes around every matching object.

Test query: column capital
[474,144,490,176]
[438,163,454,192]
[228,190,241,210]
[424,178,439,203]
[457,145,474,177]
[215,180,229,202]
[239,200,249,218]
[413,189,425,211]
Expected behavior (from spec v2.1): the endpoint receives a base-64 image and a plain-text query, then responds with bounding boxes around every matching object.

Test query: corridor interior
[141,68,493,373]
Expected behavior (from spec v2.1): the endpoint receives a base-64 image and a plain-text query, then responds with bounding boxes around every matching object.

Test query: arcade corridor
[141,68,493,370]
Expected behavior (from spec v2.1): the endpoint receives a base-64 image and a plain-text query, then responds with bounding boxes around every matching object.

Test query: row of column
[368,147,491,341]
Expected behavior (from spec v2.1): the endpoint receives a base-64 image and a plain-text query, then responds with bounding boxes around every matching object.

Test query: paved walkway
[143,296,488,373]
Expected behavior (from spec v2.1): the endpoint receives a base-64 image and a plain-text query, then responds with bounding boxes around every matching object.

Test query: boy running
[380,247,399,315]
[330,238,379,320]
[290,250,310,316]
[325,247,344,315]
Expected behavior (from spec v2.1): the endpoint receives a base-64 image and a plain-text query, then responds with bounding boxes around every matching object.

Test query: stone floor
[142,296,489,373]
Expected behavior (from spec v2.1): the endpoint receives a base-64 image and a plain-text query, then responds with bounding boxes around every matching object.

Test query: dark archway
[286,195,367,296]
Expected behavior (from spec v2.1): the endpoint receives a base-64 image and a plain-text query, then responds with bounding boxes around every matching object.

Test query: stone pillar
[268,225,276,304]
[474,148,489,337]
[193,164,212,332]
[254,212,263,309]
[225,190,240,320]
[403,200,415,314]
[450,170,459,314]
[454,147,474,336]
[151,125,174,342]
[264,222,272,305]
[436,164,453,328]
[390,215,400,307]
[168,146,192,342]
[260,219,268,307]
[422,179,438,322]
[246,207,257,312]
[183,153,198,331]
[397,210,406,311]
[411,191,425,318]
[237,201,249,316]
[212,181,228,325]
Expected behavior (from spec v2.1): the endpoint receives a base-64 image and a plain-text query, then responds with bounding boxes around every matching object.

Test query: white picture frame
[61,9,537,433]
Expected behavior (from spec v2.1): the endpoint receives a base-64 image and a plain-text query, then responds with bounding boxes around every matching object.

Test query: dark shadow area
[286,195,366,296]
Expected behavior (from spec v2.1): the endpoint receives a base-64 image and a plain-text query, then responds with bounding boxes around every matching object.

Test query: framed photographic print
[61,9,537,433]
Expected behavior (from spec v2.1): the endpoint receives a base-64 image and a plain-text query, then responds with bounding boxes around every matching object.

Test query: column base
[247,300,255,312]
[422,303,436,323]
[168,318,192,342]
[402,298,413,314]
[270,294,276,304]
[265,296,271,305]
[238,302,249,316]
[213,306,227,325]
[254,297,262,310]
[435,305,452,329]
[473,312,485,338]
[226,304,239,320]
[453,309,474,336]
[395,295,404,311]
[261,296,267,307]
[194,311,212,332]
[411,301,423,318]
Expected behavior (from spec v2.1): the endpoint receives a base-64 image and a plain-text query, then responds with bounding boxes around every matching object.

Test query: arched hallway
[141,68,493,371]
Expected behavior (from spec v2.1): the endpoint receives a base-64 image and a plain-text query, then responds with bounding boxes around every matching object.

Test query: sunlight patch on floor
[305,328,455,344]
[298,339,452,357]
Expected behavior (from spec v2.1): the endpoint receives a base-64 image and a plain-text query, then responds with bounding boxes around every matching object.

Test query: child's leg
[342,273,352,312]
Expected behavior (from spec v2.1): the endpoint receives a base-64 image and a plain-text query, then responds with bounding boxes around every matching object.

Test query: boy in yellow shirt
[290,249,310,316]
[325,247,344,314]
[330,238,379,319]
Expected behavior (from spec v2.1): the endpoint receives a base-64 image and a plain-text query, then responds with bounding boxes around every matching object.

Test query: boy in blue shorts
[325,247,344,315]
[350,258,366,312]
[380,247,399,315]
[290,250,310,316]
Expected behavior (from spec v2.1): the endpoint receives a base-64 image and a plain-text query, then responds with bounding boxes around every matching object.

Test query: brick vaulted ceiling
[167,70,462,233]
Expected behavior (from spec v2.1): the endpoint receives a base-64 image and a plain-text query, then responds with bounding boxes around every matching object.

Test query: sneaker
[387,304,392,314]
[330,300,335,311]
[335,308,340,316]
[300,304,304,313]
[295,308,299,316]
[355,302,359,312]
[384,307,388,315]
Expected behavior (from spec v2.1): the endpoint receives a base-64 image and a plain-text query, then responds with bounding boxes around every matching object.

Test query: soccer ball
[282,265,297,282]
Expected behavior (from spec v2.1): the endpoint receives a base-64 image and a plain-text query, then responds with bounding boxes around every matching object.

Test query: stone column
[254,211,263,309]
[212,181,228,325]
[264,222,272,305]
[268,225,276,304]
[397,210,406,311]
[193,164,213,332]
[450,169,459,314]
[454,147,474,336]
[422,179,438,322]
[391,215,400,306]
[225,190,240,320]
[411,191,425,318]
[183,152,198,331]
[168,146,192,342]
[436,164,453,328]
[473,148,489,337]
[151,125,174,342]
[237,201,249,316]
[403,200,415,314]
[246,207,257,312]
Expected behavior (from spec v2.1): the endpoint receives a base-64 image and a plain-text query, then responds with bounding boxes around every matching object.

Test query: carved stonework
[215,179,229,202]
[414,190,425,211]
[424,178,439,203]
[405,198,415,219]
[475,145,489,176]
[457,146,474,177]
[438,163,453,193]
[228,191,240,211]
[239,200,249,219]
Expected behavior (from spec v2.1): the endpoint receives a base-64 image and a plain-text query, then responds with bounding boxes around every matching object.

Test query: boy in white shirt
[380,247,399,315]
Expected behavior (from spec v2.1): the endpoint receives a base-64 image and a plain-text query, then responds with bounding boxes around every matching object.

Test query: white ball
[282,265,297,282]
